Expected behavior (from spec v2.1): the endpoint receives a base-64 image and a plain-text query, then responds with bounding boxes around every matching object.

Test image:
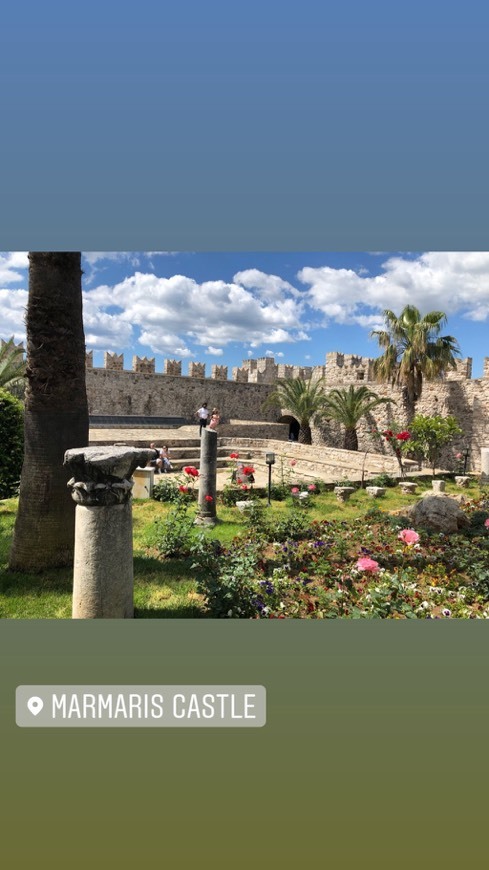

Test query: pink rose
[289,459,297,466]
[308,484,316,491]
[485,518,489,529]
[291,487,300,494]
[356,557,380,573]
[455,452,463,460]
[398,529,420,545]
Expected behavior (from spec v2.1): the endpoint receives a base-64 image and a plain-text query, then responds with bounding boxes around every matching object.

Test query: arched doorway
[278,414,300,442]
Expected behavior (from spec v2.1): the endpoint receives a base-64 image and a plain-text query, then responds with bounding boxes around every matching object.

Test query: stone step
[167,457,231,471]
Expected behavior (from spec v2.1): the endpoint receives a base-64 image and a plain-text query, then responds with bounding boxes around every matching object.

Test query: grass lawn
[0,478,487,619]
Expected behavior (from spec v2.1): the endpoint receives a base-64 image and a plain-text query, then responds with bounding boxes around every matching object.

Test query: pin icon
[27,696,44,716]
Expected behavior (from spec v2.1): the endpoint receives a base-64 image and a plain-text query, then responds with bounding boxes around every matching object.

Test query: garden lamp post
[265,452,275,506]
[463,447,470,475]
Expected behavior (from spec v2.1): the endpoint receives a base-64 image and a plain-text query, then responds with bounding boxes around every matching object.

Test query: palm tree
[9,253,89,572]
[262,378,328,444]
[0,337,26,398]
[370,305,460,411]
[321,385,393,451]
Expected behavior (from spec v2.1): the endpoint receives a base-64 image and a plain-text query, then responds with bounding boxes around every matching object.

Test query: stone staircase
[89,427,419,486]
[166,441,233,472]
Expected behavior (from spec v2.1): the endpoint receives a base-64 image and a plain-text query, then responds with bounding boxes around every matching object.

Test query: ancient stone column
[196,427,218,526]
[64,446,156,619]
[481,448,489,484]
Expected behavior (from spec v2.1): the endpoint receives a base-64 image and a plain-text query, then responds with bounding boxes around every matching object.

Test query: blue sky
[1,251,489,377]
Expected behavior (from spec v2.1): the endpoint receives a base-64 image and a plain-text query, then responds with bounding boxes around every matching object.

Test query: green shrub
[152,477,196,504]
[368,472,397,488]
[153,502,197,557]
[220,483,248,506]
[152,477,182,503]
[0,388,24,499]
[267,511,311,542]
[196,539,263,618]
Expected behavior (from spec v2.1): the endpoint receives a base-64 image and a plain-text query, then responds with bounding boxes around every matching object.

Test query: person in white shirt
[196,402,210,435]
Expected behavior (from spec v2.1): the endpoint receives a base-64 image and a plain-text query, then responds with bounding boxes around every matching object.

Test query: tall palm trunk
[298,423,312,444]
[343,428,359,451]
[9,253,89,572]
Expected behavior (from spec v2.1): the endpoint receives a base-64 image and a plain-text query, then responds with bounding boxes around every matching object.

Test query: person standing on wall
[196,402,210,435]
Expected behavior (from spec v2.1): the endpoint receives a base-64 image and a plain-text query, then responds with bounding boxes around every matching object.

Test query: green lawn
[0,479,483,619]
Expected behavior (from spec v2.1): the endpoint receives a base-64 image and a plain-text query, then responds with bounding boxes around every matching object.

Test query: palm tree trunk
[298,423,312,444]
[9,253,89,572]
[343,428,359,451]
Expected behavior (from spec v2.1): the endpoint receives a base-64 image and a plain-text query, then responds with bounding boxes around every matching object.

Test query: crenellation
[211,364,228,380]
[232,367,249,382]
[164,359,182,376]
[482,358,489,379]
[188,362,206,378]
[255,357,278,383]
[445,358,473,380]
[85,350,93,369]
[277,364,294,379]
[132,356,155,374]
[324,351,374,383]
[104,352,124,371]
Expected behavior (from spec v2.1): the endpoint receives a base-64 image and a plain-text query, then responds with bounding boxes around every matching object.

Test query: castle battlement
[85,351,483,384]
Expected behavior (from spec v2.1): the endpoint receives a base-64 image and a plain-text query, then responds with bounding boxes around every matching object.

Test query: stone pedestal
[334,486,355,503]
[64,446,156,619]
[481,448,489,484]
[196,427,217,526]
[366,486,385,498]
[432,480,446,493]
[132,467,154,499]
[454,476,470,488]
[399,481,418,495]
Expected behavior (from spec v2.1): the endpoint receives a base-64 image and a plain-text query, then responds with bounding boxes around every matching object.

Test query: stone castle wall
[85,351,489,470]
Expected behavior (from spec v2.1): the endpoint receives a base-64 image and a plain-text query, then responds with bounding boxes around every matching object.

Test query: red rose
[242,466,255,475]
[205,495,213,502]
[229,452,239,459]
[396,431,411,441]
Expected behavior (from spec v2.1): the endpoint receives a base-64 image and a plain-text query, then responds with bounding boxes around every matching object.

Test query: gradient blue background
[2,1,489,248]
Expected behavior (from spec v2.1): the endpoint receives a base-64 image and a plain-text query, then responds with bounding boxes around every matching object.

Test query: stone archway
[278,414,300,442]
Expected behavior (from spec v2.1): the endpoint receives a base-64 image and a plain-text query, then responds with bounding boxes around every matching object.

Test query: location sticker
[27,696,44,716]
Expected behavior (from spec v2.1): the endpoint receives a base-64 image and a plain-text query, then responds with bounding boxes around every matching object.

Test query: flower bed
[194,497,489,618]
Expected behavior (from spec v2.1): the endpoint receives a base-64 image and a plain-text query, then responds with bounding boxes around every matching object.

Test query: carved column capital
[64,446,157,506]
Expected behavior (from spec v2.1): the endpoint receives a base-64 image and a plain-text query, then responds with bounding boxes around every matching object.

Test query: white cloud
[233,269,300,301]
[0,252,28,286]
[0,288,28,342]
[83,271,307,353]
[206,346,224,356]
[299,252,489,324]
